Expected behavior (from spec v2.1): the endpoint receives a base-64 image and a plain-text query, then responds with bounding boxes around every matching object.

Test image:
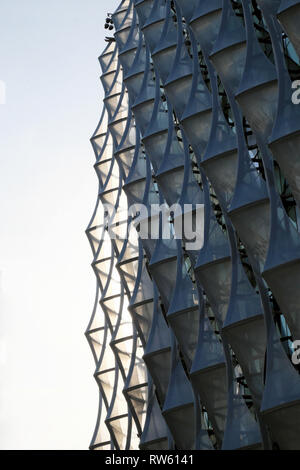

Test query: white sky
[0,0,120,449]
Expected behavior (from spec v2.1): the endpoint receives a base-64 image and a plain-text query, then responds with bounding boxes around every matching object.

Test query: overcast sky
[0,0,120,449]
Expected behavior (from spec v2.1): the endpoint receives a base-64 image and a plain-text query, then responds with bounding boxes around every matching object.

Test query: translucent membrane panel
[95,158,113,189]
[117,121,136,151]
[96,229,113,260]
[165,76,193,120]
[88,328,106,364]
[119,258,140,297]
[113,3,132,30]
[96,133,114,164]
[104,93,122,120]
[190,7,223,54]
[119,47,138,75]
[111,299,132,338]
[191,312,227,444]
[106,415,130,450]
[131,261,153,305]
[278,2,300,59]
[181,110,213,160]
[156,167,185,207]
[105,55,119,74]
[101,295,123,331]
[93,109,108,141]
[152,47,177,84]
[127,25,141,49]
[143,131,169,173]
[163,404,195,450]
[115,26,133,50]
[133,100,155,135]
[175,0,198,22]
[124,350,148,432]
[144,103,169,139]
[103,39,117,55]
[111,336,133,379]
[124,179,147,206]
[261,320,300,449]
[132,66,156,108]
[117,187,129,214]
[126,382,148,434]
[86,208,105,254]
[263,260,300,340]
[112,93,130,122]
[130,424,141,450]
[115,227,139,262]
[168,308,199,367]
[126,344,147,395]
[98,328,114,372]
[229,201,271,270]
[130,300,154,346]
[140,389,168,450]
[202,151,238,210]
[116,147,136,180]
[191,365,227,445]
[223,317,266,407]
[93,252,116,297]
[101,160,120,193]
[151,8,177,57]
[168,254,200,366]
[149,258,177,312]
[144,299,171,403]
[210,42,247,96]
[107,220,129,254]
[263,404,300,450]
[236,83,278,140]
[222,388,262,450]
[142,20,165,53]
[196,259,232,326]
[144,349,171,405]
[126,147,148,182]
[109,71,124,98]
[87,290,105,332]
[90,395,112,449]
[101,71,119,96]
[100,51,116,75]
[96,368,116,410]
[121,222,140,260]
[86,318,105,363]
[91,133,107,159]
[125,72,145,102]
[269,133,300,208]
[135,1,155,28]
[163,346,195,450]
[93,257,112,292]
[138,221,159,261]
[109,118,129,147]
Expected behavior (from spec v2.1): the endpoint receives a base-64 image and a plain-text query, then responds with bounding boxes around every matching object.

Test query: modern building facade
[86,0,300,450]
